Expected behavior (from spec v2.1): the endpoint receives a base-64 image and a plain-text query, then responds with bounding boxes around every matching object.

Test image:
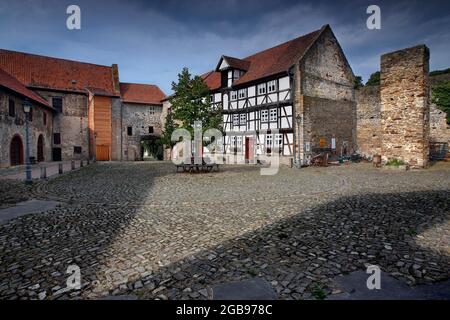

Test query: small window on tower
[149,126,154,134]
[8,99,15,117]
[28,108,33,122]
[52,97,63,113]
[43,112,47,125]
[127,126,133,136]
[74,146,82,154]
[53,133,61,145]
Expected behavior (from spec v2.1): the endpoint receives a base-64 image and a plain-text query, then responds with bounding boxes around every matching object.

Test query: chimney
[111,64,120,95]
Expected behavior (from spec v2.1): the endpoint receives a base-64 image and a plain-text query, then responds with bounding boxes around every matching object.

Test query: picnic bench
[176,157,220,173]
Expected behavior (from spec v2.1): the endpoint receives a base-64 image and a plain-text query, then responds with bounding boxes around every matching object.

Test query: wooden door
[96,145,110,161]
[10,135,23,166]
[245,137,254,162]
[37,135,44,162]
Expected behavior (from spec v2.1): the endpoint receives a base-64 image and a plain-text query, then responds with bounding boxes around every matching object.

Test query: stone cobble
[0,162,449,300]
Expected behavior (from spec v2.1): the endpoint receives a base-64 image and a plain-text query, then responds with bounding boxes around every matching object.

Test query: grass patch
[312,283,327,300]
[385,159,406,167]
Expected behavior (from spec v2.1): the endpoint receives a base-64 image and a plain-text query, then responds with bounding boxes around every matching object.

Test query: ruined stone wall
[430,104,450,144]
[380,45,430,168]
[121,103,163,161]
[35,90,89,161]
[0,90,53,168]
[355,86,382,158]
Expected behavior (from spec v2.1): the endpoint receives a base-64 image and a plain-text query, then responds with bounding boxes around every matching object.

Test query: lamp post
[23,98,32,184]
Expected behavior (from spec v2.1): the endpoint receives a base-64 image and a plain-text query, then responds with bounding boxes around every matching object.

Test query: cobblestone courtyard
[0,162,449,300]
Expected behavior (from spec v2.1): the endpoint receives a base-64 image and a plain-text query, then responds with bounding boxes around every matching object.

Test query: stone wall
[294,26,356,163]
[303,96,355,155]
[121,103,163,161]
[355,86,381,158]
[36,90,89,161]
[380,45,430,168]
[430,104,450,144]
[0,90,53,168]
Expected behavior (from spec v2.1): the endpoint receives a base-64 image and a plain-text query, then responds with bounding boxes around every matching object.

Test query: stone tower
[380,45,430,168]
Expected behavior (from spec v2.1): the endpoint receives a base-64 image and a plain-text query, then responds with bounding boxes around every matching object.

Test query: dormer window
[216,56,250,88]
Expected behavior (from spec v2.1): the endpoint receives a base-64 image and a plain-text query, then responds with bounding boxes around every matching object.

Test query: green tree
[169,67,222,137]
[366,71,380,86]
[161,111,178,148]
[354,76,364,89]
[432,80,450,124]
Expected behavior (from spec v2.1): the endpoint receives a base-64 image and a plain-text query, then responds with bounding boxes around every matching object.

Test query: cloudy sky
[1,0,449,93]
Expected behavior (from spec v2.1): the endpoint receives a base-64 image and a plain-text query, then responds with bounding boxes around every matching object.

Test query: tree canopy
[366,71,380,86]
[168,67,222,138]
[432,80,450,124]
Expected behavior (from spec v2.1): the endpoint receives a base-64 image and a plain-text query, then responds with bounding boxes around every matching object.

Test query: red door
[245,137,254,163]
[10,135,24,166]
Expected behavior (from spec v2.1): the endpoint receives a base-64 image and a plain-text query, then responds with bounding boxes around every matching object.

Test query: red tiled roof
[204,26,326,90]
[201,71,222,91]
[0,49,119,96]
[0,68,51,108]
[119,83,166,105]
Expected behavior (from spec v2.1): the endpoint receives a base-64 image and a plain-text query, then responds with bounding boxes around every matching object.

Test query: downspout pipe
[289,67,297,168]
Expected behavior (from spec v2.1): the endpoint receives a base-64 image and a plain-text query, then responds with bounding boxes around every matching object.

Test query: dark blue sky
[1,0,449,93]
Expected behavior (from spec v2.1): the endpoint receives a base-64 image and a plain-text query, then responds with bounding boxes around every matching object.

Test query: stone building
[0,49,166,167]
[118,83,166,161]
[0,68,54,168]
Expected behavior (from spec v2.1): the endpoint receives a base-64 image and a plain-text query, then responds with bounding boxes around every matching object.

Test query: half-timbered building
[201,24,356,165]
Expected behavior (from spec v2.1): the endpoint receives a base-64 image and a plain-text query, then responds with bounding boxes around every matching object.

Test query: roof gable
[0,68,51,108]
[0,49,119,96]
[119,83,166,105]
[205,25,327,90]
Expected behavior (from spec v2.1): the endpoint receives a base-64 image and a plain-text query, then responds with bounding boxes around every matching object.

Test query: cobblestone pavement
[0,162,449,300]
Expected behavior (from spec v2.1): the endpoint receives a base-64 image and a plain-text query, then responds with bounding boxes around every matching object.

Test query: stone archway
[10,135,24,166]
[37,135,45,162]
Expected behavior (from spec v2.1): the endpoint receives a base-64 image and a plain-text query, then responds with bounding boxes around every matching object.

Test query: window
[149,126,154,134]
[149,106,156,115]
[43,112,47,126]
[266,134,273,149]
[227,70,233,87]
[231,136,236,146]
[233,114,239,126]
[127,126,133,136]
[28,108,33,122]
[238,89,247,99]
[53,133,61,145]
[230,91,237,101]
[268,80,277,93]
[240,113,246,125]
[52,97,63,113]
[261,110,268,122]
[74,146,82,154]
[270,108,277,122]
[275,134,283,148]
[8,99,15,117]
[257,84,266,95]
[237,136,242,149]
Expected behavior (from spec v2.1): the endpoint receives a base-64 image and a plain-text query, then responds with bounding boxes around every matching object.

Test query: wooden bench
[176,161,220,173]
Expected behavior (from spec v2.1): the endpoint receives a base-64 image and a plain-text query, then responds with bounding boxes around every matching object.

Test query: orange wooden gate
[96,145,110,161]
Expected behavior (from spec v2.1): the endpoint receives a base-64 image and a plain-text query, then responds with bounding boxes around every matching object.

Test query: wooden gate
[96,145,110,161]
[245,137,254,163]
